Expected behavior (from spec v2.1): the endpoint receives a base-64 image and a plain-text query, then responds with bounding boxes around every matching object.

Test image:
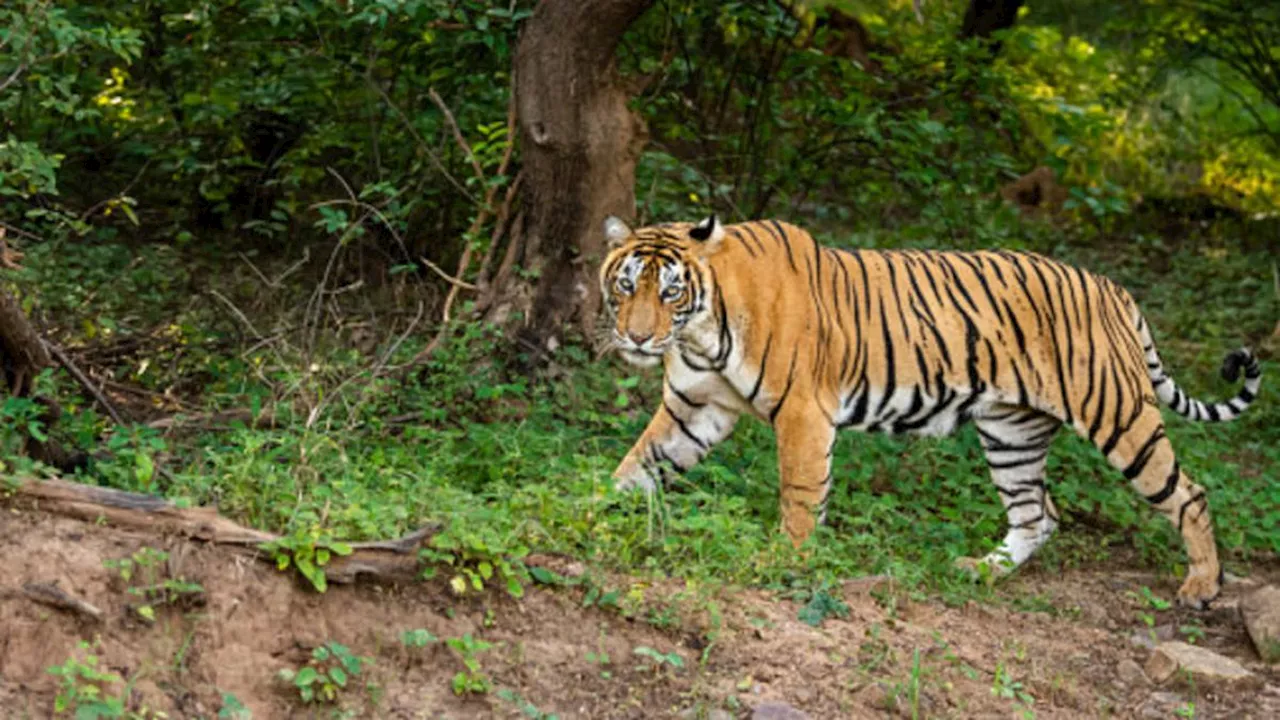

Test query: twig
[21,581,104,622]
[419,256,478,290]
[78,160,153,223]
[370,81,477,204]
[428,87,485,185]
[476,171,524,287]
[0,63,26,94]
[43,341,127,426]
[0,221,42,242]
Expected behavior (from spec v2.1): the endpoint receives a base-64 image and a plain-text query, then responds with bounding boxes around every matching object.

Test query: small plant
[400,628,439,649]
[420,523,529,598]
[991,661,1036,719]
[278,641,370,704]
[260,526,353,593]
[633,646,684,671]
[1174,701,1196,719]
[47,641,128,719]
[217,693,252,720]
[797,586,851,628]
[496,688,560,719]
[1178,624,1206,645]
[104,547,205,622]
[446,634,494,696]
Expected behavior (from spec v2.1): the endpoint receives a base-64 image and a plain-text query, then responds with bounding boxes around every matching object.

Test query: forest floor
[2,507,1278,720]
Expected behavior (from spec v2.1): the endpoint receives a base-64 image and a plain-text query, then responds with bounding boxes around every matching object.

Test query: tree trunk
[509,0,654,361]
[0,287,81,471]
[960,0,1025,53]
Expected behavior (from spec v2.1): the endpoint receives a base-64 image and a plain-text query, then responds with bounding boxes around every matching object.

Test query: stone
[1129,624,1175,650]
[1116,658,1150,687]
[1241,584,1280,663]
[751,702,811,720]
[1144,641,1259,689]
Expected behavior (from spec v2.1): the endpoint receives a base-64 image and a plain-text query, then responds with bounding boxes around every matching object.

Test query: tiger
[598,213,1263,608]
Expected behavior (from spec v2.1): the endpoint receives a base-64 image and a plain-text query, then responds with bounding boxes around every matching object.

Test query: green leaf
[295,667,319,687]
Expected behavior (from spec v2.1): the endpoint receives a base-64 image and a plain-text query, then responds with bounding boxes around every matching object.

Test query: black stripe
[669,385,705,408]
[875,301,897,415]
[767,220,798,273]
[746,333,774,404]
[769,347,800,423]
[1122,428,1166,480]
[988,455,1047,470]
[1145,462,1180,505]
[1177,491,1206,530]
[664,402,708,451]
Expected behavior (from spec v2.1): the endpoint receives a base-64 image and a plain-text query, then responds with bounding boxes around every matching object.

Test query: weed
[445,634,494,696]
[496,688,561,720]
[46,640,157,719]
[260,527,353,593]
[420,522,529,598]
[217,693,252,720]
[992,660,1036,719]
[400,628,439,650]
[104,547,204,623]
[633,646,685,671]
[278,641,371,704]
[796,585,851,628]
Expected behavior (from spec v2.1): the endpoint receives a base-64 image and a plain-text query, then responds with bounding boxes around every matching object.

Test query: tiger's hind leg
[957,407,1062,579]
[1098,404,1221,609]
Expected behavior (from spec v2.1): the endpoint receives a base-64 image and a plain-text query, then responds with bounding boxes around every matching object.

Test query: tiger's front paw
[1176,572,1221,610]
[954,554,1014,584]
[613,474,656,495]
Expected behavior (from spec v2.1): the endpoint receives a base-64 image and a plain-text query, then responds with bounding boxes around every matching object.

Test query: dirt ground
[1,508,1277,719]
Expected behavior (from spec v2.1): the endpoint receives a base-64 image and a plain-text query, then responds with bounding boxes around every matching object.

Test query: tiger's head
[598,214,726,368]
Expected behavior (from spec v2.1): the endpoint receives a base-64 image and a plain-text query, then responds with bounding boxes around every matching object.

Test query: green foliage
[47,641,138,720]
[399,628,439,649]
[796,585,852,628]
[217,693,252,720]
[103,547,205,623]
[419,508,531,598]
[277,641,371,705]
[445,634,494,696]
[260,526,353,593]
[633,646,685,670]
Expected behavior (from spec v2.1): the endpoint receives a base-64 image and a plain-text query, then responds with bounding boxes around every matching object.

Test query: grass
[4,211,1277,615]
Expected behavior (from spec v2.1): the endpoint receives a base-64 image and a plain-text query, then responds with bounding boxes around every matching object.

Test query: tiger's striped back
[600,214,1262,609]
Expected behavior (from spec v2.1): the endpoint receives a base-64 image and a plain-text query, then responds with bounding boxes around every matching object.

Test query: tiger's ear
[688,213,725,255]
[603,215,633,248]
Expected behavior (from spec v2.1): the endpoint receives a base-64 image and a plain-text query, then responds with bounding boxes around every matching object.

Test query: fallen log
[3,477,440,586]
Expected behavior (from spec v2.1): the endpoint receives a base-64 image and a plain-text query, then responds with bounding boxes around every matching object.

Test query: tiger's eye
[617,277,634,294]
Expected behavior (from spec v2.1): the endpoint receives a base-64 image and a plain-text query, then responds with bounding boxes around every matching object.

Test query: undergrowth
[6,214,1276,613]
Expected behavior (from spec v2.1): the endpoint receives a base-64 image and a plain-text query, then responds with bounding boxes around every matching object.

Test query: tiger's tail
[1135,313,1262,423]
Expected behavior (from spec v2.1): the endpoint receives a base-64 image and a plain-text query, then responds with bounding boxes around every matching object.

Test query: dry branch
[21,581,104,622]
[5,477,441,586]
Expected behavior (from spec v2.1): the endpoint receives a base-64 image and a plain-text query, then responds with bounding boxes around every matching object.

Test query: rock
[751,702,811,720]
[1116,658,1149,687]
[1129,624,1175,650]
[1241,584,1280,663]
[1144,641,1259,689]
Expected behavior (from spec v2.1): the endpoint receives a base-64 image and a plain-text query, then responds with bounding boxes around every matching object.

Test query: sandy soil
[1,508,1277,719]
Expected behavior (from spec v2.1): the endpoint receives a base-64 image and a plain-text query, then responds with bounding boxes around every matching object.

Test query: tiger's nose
[628,331,652,345]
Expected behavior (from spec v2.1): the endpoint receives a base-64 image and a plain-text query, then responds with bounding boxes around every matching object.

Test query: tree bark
[0,287,80,470]
[960,0,1025,53]
[510,0,654,361]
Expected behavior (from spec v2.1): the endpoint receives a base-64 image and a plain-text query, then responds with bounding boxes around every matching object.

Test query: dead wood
[19,581,105,622]
[5,477,440,586]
